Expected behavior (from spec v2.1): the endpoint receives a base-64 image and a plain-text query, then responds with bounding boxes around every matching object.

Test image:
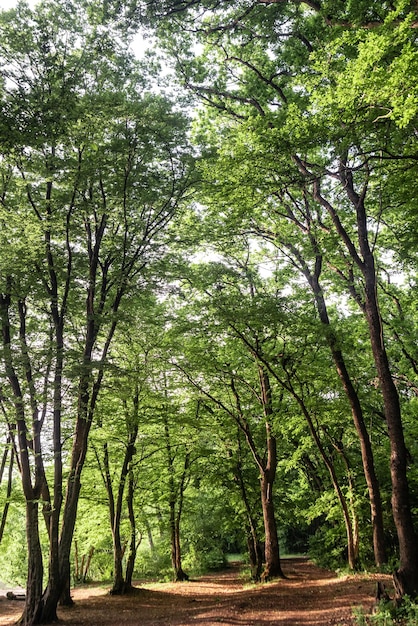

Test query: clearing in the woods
[0,558,390,625]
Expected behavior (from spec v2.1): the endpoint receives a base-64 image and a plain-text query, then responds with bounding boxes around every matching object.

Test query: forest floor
[0,557,392,626]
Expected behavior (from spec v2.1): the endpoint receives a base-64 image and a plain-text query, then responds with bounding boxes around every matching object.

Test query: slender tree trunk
[83,547,94,582]
[169,481,189,582]
[170,518,189,581]
[169,500,189,581]
[37,371,93,619]
[277,205,387,568]
[100,440,125,595]
[229,367,284,580]
[164,411,189,582]
[232,313,359,570]
[107,399,139,595]
[260,468,284,580]
[145,518,156,553]
[125,470,139,588]
[286,380,359,570]
[232,438,263,581]
[310,274,386,567]
[0,442,13,543]
[38,189,67,621]
[58,415,91,598]
[330,436,361,566]
[1,293,48,624]
[110,493,128,595]
[294,156,411,579]
[258,369,284,580]
[246,529,263,582]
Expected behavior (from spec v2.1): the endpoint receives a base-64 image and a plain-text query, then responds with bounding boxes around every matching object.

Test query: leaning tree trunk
[279,205,387,568]
[0,441,14,543]
[294,156,412,580]
[285,380,359,571]
[340,169,418,594]
[363,261,418,594]
[310,273,387,567]
[56,412,92,609]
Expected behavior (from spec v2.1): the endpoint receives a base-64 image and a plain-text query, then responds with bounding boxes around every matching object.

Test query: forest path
[0,557,391,625]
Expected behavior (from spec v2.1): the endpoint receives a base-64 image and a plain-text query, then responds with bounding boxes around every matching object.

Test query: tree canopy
[0,0,417,623]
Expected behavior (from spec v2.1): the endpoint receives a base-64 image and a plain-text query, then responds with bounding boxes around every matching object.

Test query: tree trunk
[231,437,263,581]
[260,469,284,580]
[278,205,387,568]
[311,274,386,567]
[107,405,139,595]
[0,442,13,543]
[164,407,189,583]
[171,518,189,582]
[124,471,138,589]
[1,294,47,625]
[145,517,155,553]
[338,169,418,593]
[169,473,189,582]
[294,157,409,576]
[285,380,359,570]
[363,266,418,593]
[57,445,86,607]
[110,540,126,595]
[229,366,284,580]
[246,530,263,582]
[58,562,73,607]
[100,439,126,596]
[17,502,44,626]
[258,369,284,580]
[42,313,65,616]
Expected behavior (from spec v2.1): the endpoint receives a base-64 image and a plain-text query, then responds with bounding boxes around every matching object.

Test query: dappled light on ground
[0,558,391,626]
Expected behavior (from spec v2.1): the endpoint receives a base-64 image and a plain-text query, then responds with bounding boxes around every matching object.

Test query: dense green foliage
[0,0,417,622]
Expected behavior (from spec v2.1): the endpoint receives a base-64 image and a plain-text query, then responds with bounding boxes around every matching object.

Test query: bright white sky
[0,0,150,60]
[0,0,28,7]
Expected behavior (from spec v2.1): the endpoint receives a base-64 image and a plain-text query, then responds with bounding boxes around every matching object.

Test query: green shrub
[183,544,226,576]
[308,523,348,570]
[135,541,172,580]
[353,596,418,625]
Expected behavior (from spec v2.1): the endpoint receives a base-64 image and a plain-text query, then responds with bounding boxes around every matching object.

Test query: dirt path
[0,558,390,625]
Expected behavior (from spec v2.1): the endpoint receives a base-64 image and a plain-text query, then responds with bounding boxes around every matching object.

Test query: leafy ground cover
[0,558,390,625]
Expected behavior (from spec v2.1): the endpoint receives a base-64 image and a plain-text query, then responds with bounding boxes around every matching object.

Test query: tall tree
[169,258,294,580]
[94,381,141,595]
[0,1,192,622]
[149,0,418,593]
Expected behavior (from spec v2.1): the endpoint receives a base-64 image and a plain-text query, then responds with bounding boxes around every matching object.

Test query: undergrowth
[353,596,418,625]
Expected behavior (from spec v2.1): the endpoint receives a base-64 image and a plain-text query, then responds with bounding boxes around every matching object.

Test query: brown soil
[0,558,391,626]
